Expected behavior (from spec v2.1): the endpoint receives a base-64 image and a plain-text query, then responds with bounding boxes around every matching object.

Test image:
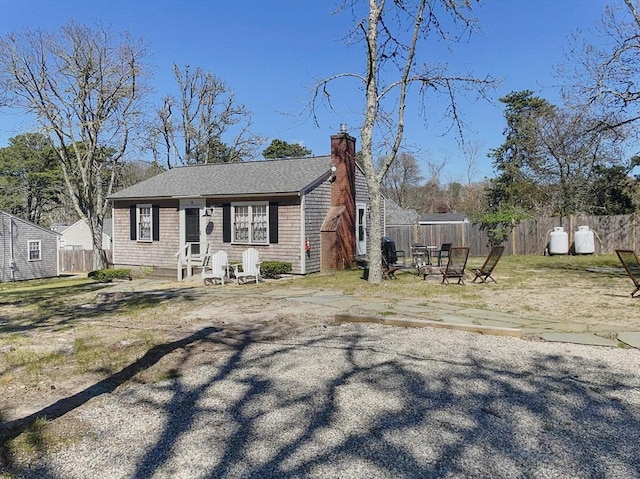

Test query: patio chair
[382,256,400,280]
[440,246,470,285]
[471,245,505,284]
[356,255,399,280]
[436,243,452,266]
[615,249,640,298]
[233,247,262,284]
[201,250,229,286]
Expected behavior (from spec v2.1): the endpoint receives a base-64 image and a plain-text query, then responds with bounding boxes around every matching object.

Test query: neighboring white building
[58,219,112,250]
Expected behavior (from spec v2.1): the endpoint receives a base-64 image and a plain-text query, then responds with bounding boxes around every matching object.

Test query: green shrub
[88,268,133,283]
[260,261,292,279]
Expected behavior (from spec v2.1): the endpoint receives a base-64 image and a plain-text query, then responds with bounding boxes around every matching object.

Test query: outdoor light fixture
[330,165,337,182]
[203,207,213,217]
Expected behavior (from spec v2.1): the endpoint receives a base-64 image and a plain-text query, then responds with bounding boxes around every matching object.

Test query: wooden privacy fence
[385,214,640,258]
[59,249,113,273]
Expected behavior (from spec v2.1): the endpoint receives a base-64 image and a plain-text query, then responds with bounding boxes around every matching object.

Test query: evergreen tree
[262,139,312,159]
[0,133,63,224]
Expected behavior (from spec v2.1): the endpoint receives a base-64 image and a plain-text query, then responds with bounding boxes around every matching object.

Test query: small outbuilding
[417,213,470,250]
[0,211,60,282]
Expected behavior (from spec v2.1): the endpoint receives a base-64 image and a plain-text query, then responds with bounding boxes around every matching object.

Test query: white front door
[356,203,367,256]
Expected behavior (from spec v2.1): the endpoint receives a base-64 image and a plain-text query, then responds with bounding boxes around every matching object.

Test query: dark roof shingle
[109,156,332,200]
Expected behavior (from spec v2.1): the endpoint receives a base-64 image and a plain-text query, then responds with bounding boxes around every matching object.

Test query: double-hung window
[28,240,41,261]
[130,204,159,242]
[232,202,268,244]
[137,205,152,242]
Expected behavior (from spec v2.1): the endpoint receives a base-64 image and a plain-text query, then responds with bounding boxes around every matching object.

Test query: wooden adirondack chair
[472,245,505,284]
[615,249,640,297]
[201,250,229,286]
[233,248,262,284]
[440,246,470,285]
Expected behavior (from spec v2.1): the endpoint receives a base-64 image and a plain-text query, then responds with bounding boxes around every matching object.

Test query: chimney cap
[339,123,347,133]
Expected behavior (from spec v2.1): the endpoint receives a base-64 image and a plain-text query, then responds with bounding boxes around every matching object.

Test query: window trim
[28,240,42,261]
[231,201,269,245]
[136,204,153,243]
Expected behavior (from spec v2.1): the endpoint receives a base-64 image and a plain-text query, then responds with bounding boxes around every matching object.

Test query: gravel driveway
[10,323,640,479]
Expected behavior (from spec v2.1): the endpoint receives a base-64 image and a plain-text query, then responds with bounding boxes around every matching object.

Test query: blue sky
[0,0,610,181]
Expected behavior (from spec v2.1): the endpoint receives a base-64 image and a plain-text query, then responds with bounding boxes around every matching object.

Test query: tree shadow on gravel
[5,324,640,478]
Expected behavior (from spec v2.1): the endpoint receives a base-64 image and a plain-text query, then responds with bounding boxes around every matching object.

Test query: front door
[356,203,367,256]
[185,208,201,256]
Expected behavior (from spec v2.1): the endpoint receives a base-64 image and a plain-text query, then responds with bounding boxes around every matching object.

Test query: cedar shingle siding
[304,181,332,273]
[112,200,180,269]
[0,212,59,282]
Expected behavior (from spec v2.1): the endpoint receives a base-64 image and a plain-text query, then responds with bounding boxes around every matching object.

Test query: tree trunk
[89,216,108,270]
[366,179,384,284]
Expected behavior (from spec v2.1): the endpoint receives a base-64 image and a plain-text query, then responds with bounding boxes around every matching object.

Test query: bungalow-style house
[108,130,370,278]
[0,210,60,282]
[56,219,112,251]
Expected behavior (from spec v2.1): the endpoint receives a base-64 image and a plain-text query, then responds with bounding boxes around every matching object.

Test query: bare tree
[426,156,449,185]
[0,21,148,268]
[458,179,490,216]
[460,140,482,185]
[148,64,263,168]
[114,160,164,190]
[563,0,640,134]
[534,104,628,215]
[313,0,495,283]
[379,151,423,207]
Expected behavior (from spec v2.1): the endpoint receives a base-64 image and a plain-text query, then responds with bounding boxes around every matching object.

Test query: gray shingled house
[0,211,60,282]
[108,131,372,278]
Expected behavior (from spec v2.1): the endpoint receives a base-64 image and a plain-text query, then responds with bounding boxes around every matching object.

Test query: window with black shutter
[131,204,159,242]
[222,201,278,244]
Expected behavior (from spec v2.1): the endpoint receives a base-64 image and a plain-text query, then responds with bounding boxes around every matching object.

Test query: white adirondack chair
[233,248,262,284]
[201,250,229,286]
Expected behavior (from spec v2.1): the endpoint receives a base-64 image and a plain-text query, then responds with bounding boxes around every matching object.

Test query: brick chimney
[330,127,357,267]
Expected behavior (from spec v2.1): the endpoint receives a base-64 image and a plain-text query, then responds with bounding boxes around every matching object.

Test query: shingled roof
[419,213,469,224]
[384,199,418,226]
[109,156,332,200]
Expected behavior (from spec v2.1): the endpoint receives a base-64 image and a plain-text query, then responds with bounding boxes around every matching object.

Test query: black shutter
[222,203,231,243]
[130,205,137,240]
[152,205,160,241]
[269,202,278,244]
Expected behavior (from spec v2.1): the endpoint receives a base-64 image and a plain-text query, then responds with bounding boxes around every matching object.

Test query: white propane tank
[574,225,595,254]
[549,226,569,255]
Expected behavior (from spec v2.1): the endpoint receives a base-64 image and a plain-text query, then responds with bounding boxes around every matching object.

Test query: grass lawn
[294,252,628,300]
